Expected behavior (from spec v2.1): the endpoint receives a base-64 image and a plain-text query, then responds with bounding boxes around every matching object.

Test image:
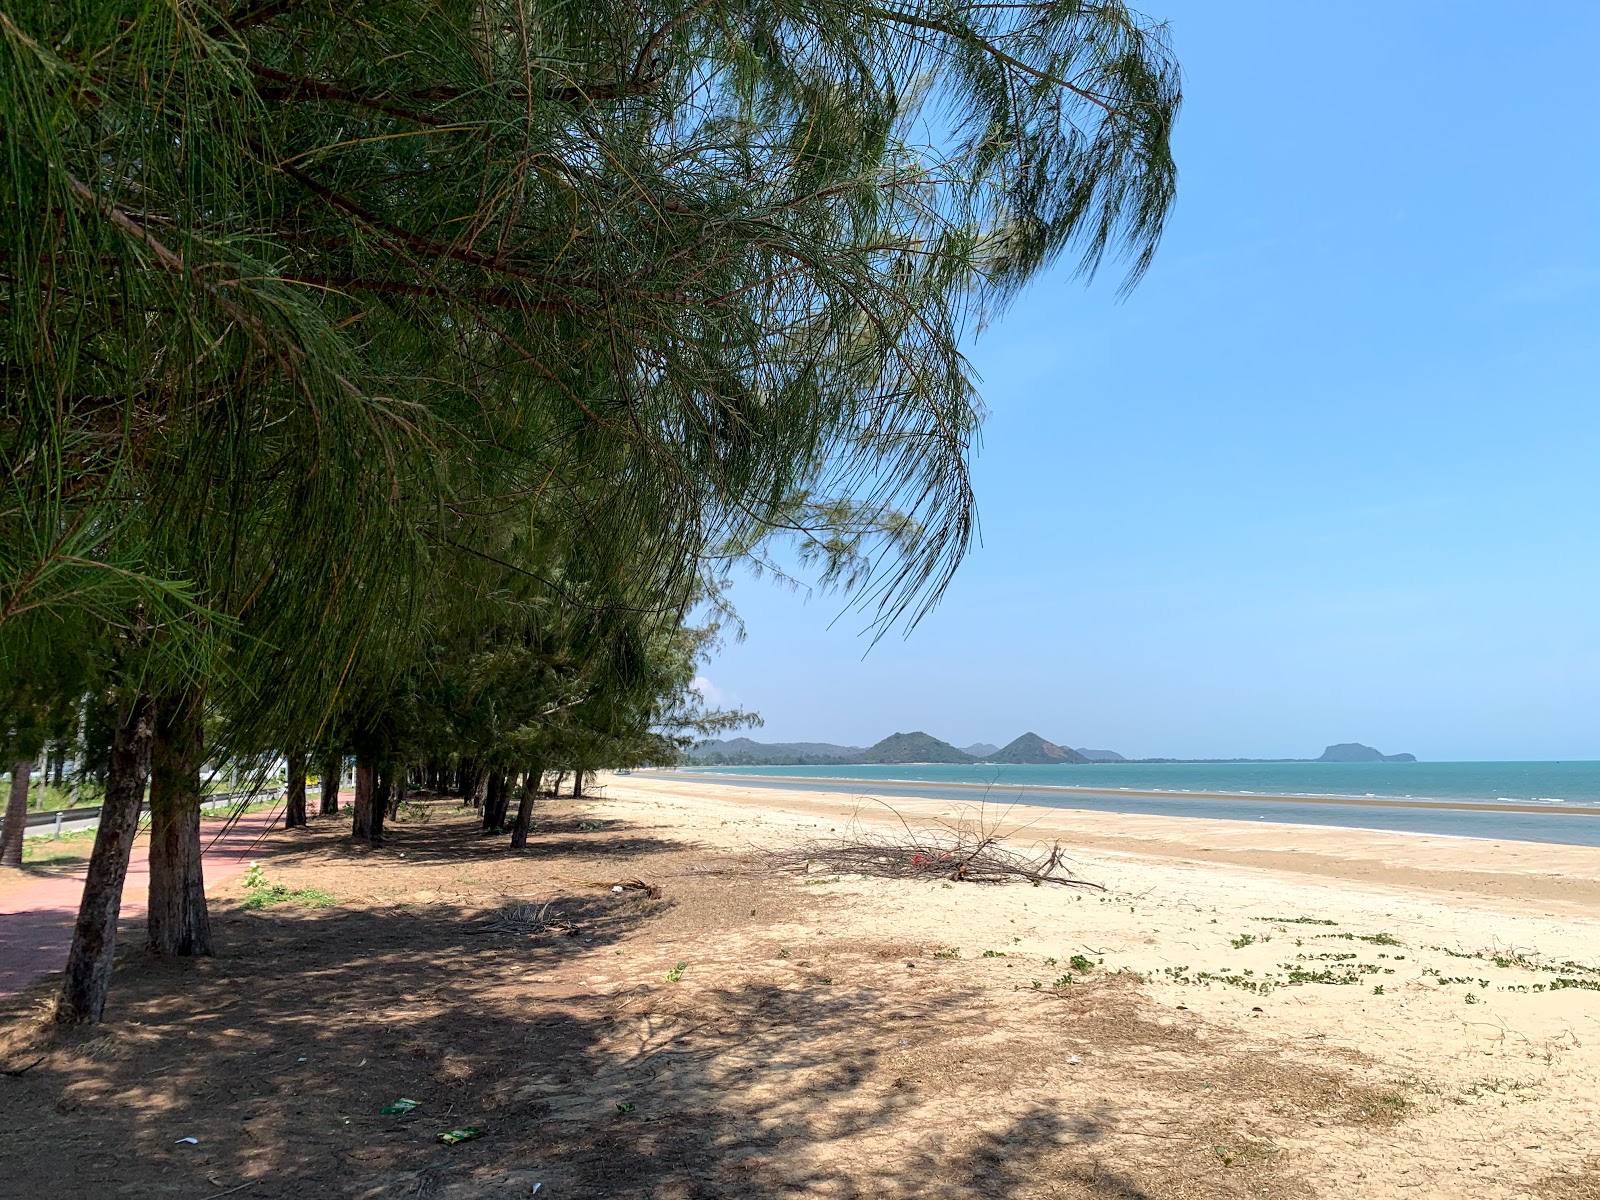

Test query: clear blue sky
[696,0,1600,762]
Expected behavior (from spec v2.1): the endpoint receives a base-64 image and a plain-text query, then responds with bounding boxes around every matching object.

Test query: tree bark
[1,758,33,868]
[550,770,565,798]
[572,769,584,798]
[284,751,307,828]
[510,762,542,850]
[320,749,341,815]
[480,770,499,832]
[147,690,212,956]
[51,746,64,788]
[371,761,391,843]
[386,766,403,820]
[351,755,375,840]
[56,693,154,1024]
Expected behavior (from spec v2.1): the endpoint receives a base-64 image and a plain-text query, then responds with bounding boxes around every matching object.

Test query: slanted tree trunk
[510,762,542,850]
[320,749,341,815]
[549,770,565,798]
[284,751,308,828]
[56,693,154,1024]
[351,755,375,840]
[147,690,212,957]
[1,758,33,868]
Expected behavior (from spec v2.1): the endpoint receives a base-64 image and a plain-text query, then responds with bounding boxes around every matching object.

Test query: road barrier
[22,789,286,837]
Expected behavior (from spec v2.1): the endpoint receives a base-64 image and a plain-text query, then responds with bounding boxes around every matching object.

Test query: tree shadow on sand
[0,883,1178,1200]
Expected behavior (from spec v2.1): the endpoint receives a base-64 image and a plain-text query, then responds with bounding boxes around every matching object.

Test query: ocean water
[674,761,1600,847]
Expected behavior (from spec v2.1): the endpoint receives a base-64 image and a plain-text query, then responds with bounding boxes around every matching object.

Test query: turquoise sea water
[674,761,1600,847]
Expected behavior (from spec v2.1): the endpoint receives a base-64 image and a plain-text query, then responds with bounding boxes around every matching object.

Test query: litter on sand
[437,1126,485,1145]
[174,1137,199,1145]
[381,1098,420,1115]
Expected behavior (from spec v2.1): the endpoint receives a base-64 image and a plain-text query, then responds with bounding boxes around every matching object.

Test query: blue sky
[696,1,1600,761]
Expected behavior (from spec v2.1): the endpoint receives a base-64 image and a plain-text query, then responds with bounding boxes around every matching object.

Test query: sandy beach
[602,771,1600,1197]
[3,771,1597,1198]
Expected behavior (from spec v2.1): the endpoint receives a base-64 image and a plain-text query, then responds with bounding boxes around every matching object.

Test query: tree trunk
[320,749,341,815]
[550,770,565,798]
[481,770,501,832]
[147,691,212,956]
[510,763,542,850]
[351,756,375,840]
[572,769,584,798]
[284,751,307,828]
[387,768,403,820]
[1,758,33,868]
[56,693,154,1024]
[371,762,391,843]
[51,746,64,788]
[69,693,88,808]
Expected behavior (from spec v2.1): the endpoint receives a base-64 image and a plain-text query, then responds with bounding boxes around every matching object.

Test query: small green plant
[932,947,960,960]
[1052,974,1075,988]
[664,961,687,983]
[1257,916,1336,926]
[981,949,1007,958]
[1372,985,1385,995]
[1357,932,1401,946]
[1068,954,1095,973]
[238,863,335,910]
[1229,934,1257,949]
[1043,957,1058,967]
[1464,992,1480,1004]
[615,1101,636,1114]
[777,948,790,959]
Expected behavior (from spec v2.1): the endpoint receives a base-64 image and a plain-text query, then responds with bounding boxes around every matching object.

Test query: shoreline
[668,769,1600,816]
[607,772,1600,916]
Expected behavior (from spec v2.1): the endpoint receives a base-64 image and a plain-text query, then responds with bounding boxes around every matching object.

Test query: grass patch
[239,884,338,910]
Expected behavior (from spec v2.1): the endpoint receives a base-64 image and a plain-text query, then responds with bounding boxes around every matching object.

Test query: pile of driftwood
[761,806,1102,889]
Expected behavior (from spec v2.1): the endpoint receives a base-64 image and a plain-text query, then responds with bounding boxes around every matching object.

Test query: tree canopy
[0,0,1179,1021]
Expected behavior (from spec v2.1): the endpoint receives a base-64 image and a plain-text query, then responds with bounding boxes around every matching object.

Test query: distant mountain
[860,731,974,764]
[1316,743,1417,764]
[962,742,1000,759]
[988,733,1090,765]
[1075,748,1126,762]
[686,737,862,765]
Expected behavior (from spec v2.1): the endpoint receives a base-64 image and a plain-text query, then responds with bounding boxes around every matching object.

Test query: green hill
[858,732,974,764]
[989,732,1090,765]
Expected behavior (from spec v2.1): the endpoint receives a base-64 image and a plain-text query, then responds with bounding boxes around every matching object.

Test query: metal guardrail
[22,789,285,836]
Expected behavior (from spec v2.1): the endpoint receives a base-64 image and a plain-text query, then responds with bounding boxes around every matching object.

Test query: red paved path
[0,808,295,998]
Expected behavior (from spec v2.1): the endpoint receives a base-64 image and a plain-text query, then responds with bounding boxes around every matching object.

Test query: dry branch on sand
[759,802,1104,889]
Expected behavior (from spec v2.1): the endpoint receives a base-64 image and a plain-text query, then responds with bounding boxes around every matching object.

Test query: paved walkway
[0,808,300,998]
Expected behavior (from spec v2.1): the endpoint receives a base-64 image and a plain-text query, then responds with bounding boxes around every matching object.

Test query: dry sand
[600,772,1600,1197]
[0,772,1594,1199]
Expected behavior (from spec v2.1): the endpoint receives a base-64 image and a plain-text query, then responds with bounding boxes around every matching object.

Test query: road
[0,805,315,998]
